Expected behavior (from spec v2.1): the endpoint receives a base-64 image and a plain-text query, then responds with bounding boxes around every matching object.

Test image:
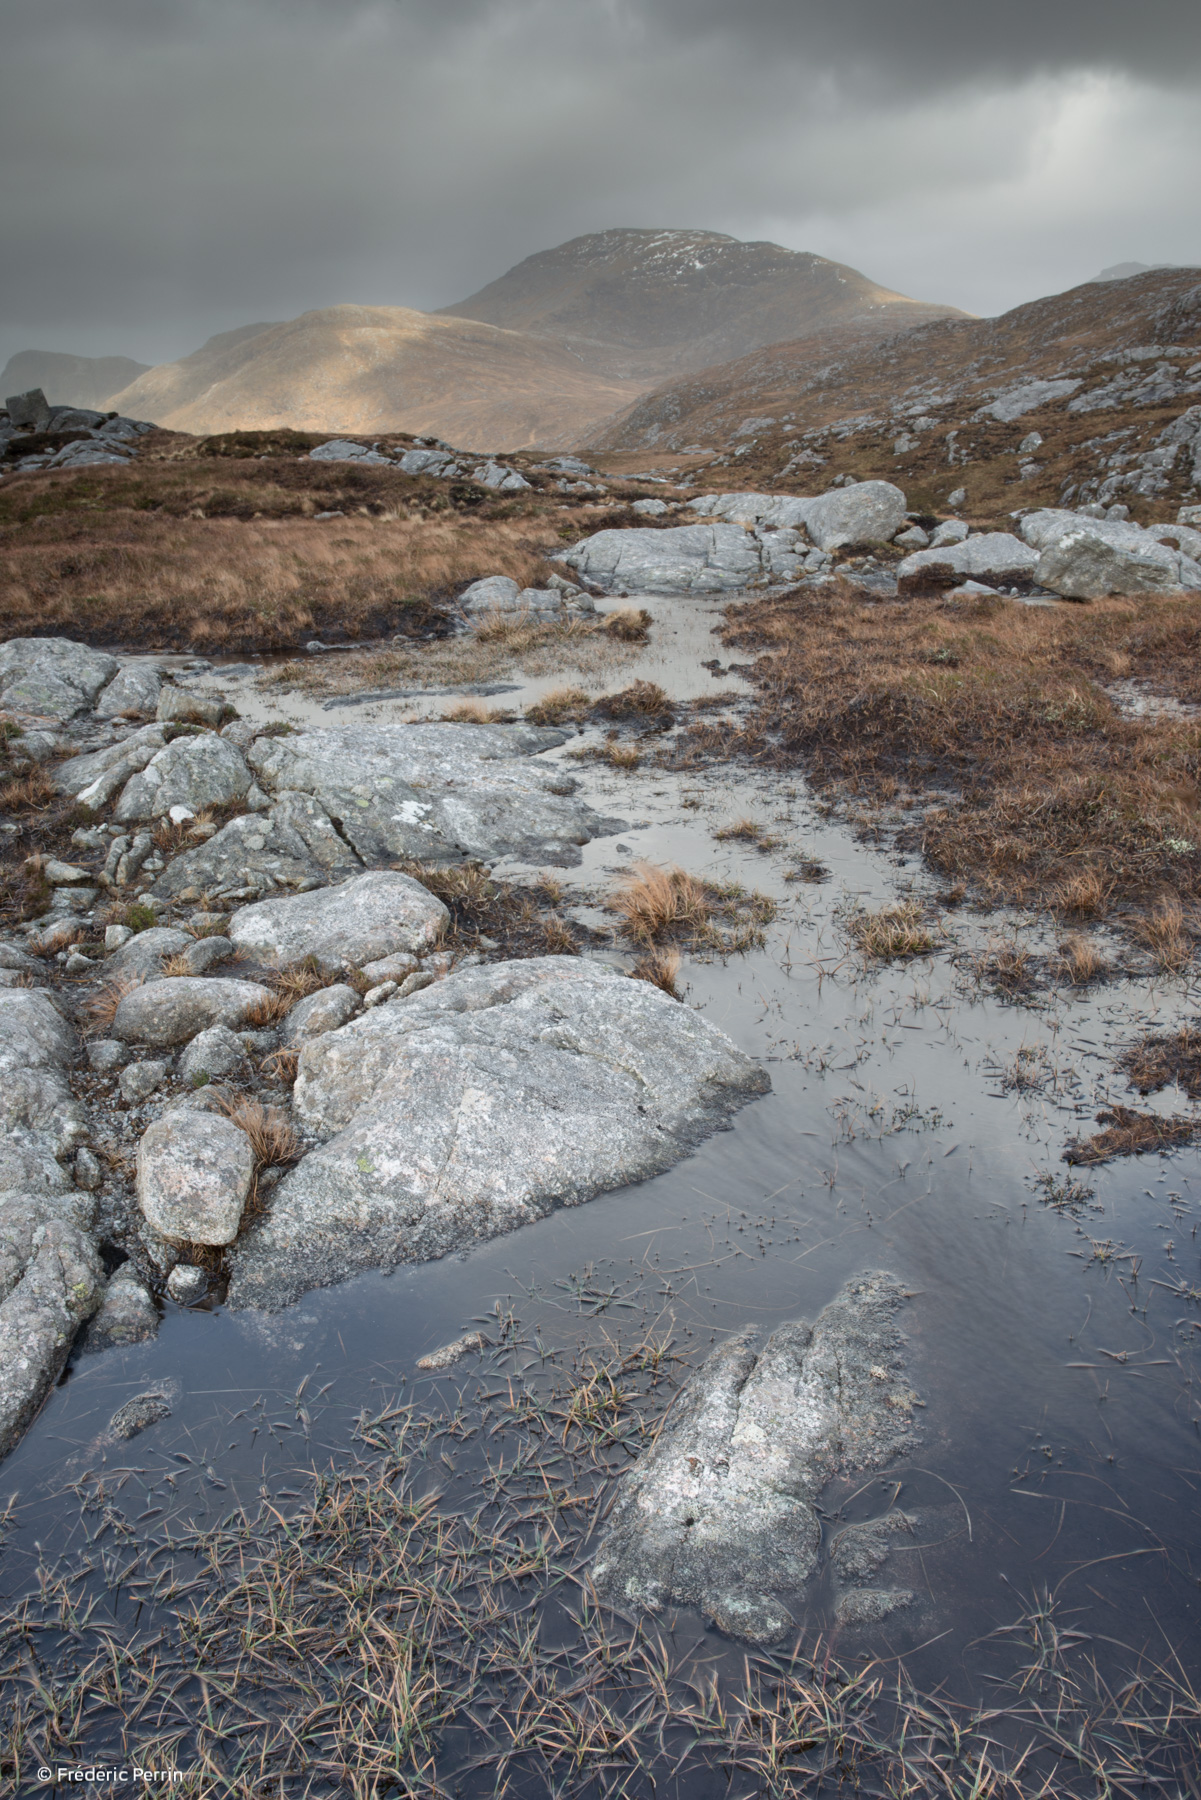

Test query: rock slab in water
[227,870,448,969]
[591,1272,919,1645]
[0,1209,105,1456]
[227,957,769,1310]
[137,1111,256,1246]
[86,1266,159,1350]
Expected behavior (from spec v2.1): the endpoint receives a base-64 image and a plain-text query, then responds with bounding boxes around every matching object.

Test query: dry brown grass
[440,700,514,723]
[524,686,592,726]
[217,1094,299,1167]
[1121,1022,1201,1099]
[713,816,763,841]
[1057,933,1108,985]
[160,952,194,978]
[610,864,712,943]
[602,742,641,770]
[82,972,142,1036]
[0,768,56,813]
[707,583,1201,930]
[0,510,557,653]
[261,1046,300,1085]
[604,606,653,643]
[591,680,673,726]
[1137,895,1196,972]
[1065,1104,1200,1165]
[244,987,294,1028]
[845,900,937,959]
[629,946,683,997]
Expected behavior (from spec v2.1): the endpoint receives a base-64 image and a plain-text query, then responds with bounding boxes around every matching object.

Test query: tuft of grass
[261,1046,300,1085]
[1051,869,1109,919]
[82,972,142,1036]
[243,987,294,1028]
[1065,1104,1201,1165]
[217,1094,299,1169]
[591,680,673,727]
[524,686,592,726]
[1137,894,1195,973]
[610,863,712,944]
[629,946,683,998]
[0,767,56,813]
[846,900,937,960]
[603,742,641,770]
[121,901,159,934]
[161,952,194,978]
[712,817,762,842]
[1121,1022,1201,1099]
[440,700,514,723]
[1057,933,1108,986]
[604,606,653,643]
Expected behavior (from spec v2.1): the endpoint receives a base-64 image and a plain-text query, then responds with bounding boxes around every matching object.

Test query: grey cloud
[1,0,1198,372]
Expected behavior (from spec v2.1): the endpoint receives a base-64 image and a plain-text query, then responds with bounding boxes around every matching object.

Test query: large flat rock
[246,722,620,867]
[151,791,364,904]
[592,1272,920,1644]
[562,522,804,593]
[0,637,118,721]
[227,957,769,1310]
[227,870,448,968]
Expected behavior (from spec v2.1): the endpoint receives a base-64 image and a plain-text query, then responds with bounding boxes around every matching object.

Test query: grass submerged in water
[3,1313,1200,1798]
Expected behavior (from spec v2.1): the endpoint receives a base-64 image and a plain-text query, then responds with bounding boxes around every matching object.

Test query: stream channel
[3,589,1201,1790]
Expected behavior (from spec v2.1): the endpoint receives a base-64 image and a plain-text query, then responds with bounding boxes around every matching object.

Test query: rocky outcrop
[226,870,448,969]
[113,732,252,823]
[136,1111,256,1246]
[458,574,595,624]
[150,792,364,904]
[1019,508,1201,599]
[562,522,812,593]
[897,532,1039,594]
[592,1272,920,1644]
[0,638,119,722]
[2,388,155,475]
[111,977,271,1047]
[242,722,620,868]
[227,957,769,1310]
[0,1201,105,1457]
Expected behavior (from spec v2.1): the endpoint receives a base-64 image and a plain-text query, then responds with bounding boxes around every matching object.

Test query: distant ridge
[0,349,151,410]
[100,229,968,447]
[1090,261,1179,282]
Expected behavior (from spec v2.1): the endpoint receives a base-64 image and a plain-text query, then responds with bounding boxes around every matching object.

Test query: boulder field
[0,634,773,1463]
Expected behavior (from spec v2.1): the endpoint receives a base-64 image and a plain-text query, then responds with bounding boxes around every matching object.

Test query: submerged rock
[416,1330,489,1371]
[86,1265,159,1350]
[227,870,447,969]
[227,957,768,1310]
[591,1272,920,1645]
[109,1391,173,1439]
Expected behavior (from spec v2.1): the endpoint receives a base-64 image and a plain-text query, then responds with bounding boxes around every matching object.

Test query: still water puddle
[6,592,1201,1776]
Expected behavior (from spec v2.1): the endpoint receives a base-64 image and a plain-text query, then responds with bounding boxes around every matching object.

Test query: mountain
[101,231,966,449]
[588,265,1201,524]
[1090,262,1178,282]
[440,228,966,380]
[1,349,151,410]
[105,306,645,449]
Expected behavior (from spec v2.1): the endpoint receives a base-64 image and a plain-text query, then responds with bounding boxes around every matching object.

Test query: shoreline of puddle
[4,583,1200,1741]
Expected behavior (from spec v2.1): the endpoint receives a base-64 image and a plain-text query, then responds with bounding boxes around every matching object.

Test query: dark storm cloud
[1,0,1198,371]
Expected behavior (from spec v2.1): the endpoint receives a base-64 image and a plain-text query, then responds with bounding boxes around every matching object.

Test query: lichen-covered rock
[245,722,618,869]
[118,1059,169,1104]
[0,1211,105,1456]
[227,957,768,1310]
[151,792,363,904]
[177,1024,248,1086]
[801,481,907,550]
[0,637,119,721]
[112,977,271,1047]
[227,870,447,970]
[0,988,88,1169]
[897,532,1039,594]
[94,662,164,718]
[563,522,770,593]
[1020,509,1201,598]
[102,926,192,982]
[136,1111,255,1245]
[591,1272,920,1645]
[85,1265,159,1350]
[281,983,361,1045]
[113,732,251,823]
[54,724,167,806]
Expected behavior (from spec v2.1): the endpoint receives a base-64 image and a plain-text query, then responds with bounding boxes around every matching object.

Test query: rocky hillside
[0,349,151,411]
[103,306,646,450]
[82,231,964,449]
[589,267,1201,523]
[440,228,964,380]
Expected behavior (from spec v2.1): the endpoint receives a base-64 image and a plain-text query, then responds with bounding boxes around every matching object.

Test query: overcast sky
[3,0,1199,373]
